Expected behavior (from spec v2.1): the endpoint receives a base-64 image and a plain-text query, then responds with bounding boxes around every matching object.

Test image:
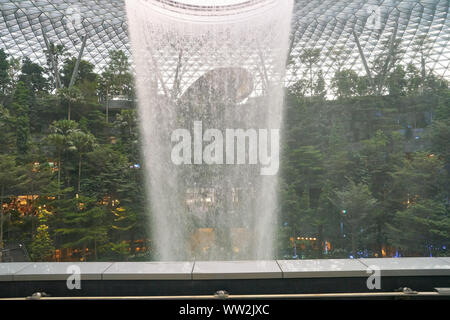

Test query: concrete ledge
[0,263,32,281]
[13,262,114,281]
[1,258,449,282]
[1,258,450,298]
[359,257,450,277]
[192,260,281,280]
[102,262,194,280]
[437,257,450,264]
[277,259,368,278]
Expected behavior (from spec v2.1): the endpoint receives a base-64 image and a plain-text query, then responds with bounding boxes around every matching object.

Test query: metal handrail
[1,289,449,300]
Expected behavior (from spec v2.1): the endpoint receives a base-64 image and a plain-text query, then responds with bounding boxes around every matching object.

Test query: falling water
[126,0,293,261]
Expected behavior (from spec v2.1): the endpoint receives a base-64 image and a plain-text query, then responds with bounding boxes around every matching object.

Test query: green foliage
[387,199,450,256]
[52,194,108,261]
[0,37,449,262]
[282,54,449,258]
[18,57,48,93]
[113,109,139,160]
[332,69,360,98]
[61,58,97,88]
[99,50,134,99]
[0,154,27,254]
[68,130,97,193]
[0,49,10,96]
[0,46,144,262]
[10,82,31,158]
[82,145,129,198]
[30,224,55,261]
[57,86,84,120]
[333,181,378,256]
[31,224,55,262]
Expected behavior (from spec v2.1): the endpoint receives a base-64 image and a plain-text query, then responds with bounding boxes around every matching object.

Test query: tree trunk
[68,102,71,121]
[420,52,426,95]
[78,153,82,194]
[94,236,97,261]
[83,244,87,262]
[31,213,35,242]
[106,90,109,124]
[0,185,4,262]
[351,225,357,258]
[57,151,61,199]
[318,224,323,258]
[377,220,383,258]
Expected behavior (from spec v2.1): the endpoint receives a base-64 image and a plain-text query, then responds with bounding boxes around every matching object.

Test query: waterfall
[126,0,293,261]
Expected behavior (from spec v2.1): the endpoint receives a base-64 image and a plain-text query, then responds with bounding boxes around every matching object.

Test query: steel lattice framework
[1,0,449,85]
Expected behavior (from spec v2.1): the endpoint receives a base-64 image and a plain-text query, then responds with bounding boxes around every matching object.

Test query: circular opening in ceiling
[148,0,273,12]
[172,0,250,5]
[140,0,278,20]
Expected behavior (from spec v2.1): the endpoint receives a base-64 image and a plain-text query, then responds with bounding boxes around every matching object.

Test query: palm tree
[46,120,79,196]
[57,87,84,121]
[51,119,79,136]
[299,48,321,97]
[68,131,97,193]
[43,42,67,90]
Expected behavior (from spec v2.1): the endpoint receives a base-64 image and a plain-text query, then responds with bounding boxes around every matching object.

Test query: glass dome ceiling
[0,0,449,84]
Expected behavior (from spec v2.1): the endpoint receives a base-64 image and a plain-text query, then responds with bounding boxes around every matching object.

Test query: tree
[427,120,450,168]
[287,146,324,196]
[60,57,97,88]
[11,81,31,158]
[113,109,138,160]
[68,131,97,193]
[46,133,65,195]
[0,105,14,154]
[99,50,134,123]
[314,70,326,99]
[60,58,99,105]
[299,48,321,97]
[45,120,79,196]
[412,35,433,94]
[18,57,48,94]
[51,119,79,136]
[0,49,10,100]
[279,182,301,251]
[388,200,450,256]
[386,65,407,96]
[44,42,67,90]
[7,56,21,95]
[334,181,378,257]
[82,145,129,200]
[30,224,55,261]
[57,87,84,121]
[405,63,423,94]
[371,36,405,95]
[390,152,446,203]
[54,195,108,261]
[332,69,360,99]
[108,206,141,261]
[0,155,23,261]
